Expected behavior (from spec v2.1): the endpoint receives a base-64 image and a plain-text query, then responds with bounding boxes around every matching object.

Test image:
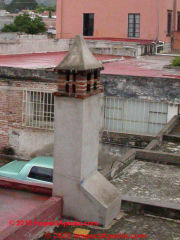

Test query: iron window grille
[22,90,54,130]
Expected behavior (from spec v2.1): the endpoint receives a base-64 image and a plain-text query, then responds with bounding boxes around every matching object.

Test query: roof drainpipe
[154,0,160,55]
[60,0,63,38]
[156,0,160,42]
[172,0,177,50]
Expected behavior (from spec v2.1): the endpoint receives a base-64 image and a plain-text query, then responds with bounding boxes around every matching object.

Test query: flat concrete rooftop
[155,141,180,154]
[0,52,123,69]
[0,52,180,79]
[37,213,180,240]
[111,160,180,208]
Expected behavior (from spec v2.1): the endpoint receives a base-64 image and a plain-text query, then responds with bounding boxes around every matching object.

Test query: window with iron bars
[22,90,54,130]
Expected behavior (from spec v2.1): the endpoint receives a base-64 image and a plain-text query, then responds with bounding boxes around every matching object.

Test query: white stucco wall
[0,34,70,54]
[9,128,54,158]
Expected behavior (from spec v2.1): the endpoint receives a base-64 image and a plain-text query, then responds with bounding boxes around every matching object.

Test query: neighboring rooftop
[155,141,180,154]
[0,52,180,79]
[0,52,121,69]
[111,160,180,207]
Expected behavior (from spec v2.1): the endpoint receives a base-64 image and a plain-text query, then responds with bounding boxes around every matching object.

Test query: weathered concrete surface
[163,134,180,143]
[0,34,69,55]
[98,143,130,176]
[9,128,54,158]
[112,160,180,206]
[38,213,180,240]
[102,131,153,148]
[135,149,180,165]
[157,115,180,138]
[102,74,180,103]
[155,141,180,154]
[53,94,120,227]
[110,149,136,179]
[82,171,121,227]
[56,35,103,71]
[169,117,180,136]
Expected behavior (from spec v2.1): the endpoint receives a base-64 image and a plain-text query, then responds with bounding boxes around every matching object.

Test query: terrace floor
[0,188,49,233]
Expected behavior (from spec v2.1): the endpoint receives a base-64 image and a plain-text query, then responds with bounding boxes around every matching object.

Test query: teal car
[0,156,53,184]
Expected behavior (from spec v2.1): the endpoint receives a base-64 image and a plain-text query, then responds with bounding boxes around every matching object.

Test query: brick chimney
[55,35,104,99]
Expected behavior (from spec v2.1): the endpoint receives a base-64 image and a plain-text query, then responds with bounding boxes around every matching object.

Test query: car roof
[27,156,53,169]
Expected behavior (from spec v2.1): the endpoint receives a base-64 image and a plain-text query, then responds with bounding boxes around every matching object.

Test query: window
[178,12,180,32]
[28,166,53,182]
[83,13,94,36]
[94,70,99,79]
[104,97,169,135]
[23,90,54,130]
[128,14,140,38]
[167,10,172,36]
[87,72,91,80]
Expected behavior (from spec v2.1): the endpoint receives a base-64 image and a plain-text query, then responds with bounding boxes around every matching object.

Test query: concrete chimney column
[53,35,121,227]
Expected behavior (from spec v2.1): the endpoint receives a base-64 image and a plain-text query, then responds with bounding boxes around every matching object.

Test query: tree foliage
[35,4,56,18]
[172,57,180,67]
[35,4,56,13]
[1,13,47,34]
[6,0,38,13]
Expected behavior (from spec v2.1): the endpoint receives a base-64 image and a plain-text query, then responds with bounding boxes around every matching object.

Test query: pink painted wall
[158,0,180,42]
[56,0,180,43]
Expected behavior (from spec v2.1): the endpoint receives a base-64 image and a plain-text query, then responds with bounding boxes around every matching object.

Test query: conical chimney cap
[55,35,103,71]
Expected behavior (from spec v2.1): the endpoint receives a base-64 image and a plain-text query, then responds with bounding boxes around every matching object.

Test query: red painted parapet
[1,197,63,240]
[0,177,52,196]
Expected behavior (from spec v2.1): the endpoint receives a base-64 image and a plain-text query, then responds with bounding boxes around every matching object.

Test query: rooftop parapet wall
[0,34,151,56]
[0,34,70,55]
[101,74,180,104]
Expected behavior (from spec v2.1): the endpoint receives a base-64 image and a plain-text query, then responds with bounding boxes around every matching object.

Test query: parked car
[0,156,53,184]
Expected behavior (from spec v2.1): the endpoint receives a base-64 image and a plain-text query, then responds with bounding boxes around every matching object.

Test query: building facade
[0,65,179,157]
[0,10,14,30]
[56,0,180,45]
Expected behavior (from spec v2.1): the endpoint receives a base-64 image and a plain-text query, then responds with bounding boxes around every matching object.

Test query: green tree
[35,5,56,13]
[1,23,18,32]
[172,57,180,67]
[1,13,47,34]
[6,0,38,13]
[35,4,56,18]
